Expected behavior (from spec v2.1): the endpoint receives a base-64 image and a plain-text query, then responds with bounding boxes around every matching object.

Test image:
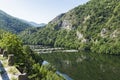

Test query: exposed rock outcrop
[81,38,89,43]
[83,15,90,24]
[50,13,65,24]
[110,30,119,38]
[76,31,83,39]
[100,28,108,38]
[61,20,72,30]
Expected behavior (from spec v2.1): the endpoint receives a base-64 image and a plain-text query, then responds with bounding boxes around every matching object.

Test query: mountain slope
[29,22,46,27]
[0,10,32,33]
[19,0,120,54]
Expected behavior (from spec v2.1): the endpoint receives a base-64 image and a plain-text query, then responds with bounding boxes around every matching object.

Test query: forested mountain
[19,0,120,54]
[19,19,46,27]
[29,22,46,27]
[0,10,33,33]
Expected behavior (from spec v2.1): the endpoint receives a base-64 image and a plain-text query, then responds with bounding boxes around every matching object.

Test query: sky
[0,0,89,24]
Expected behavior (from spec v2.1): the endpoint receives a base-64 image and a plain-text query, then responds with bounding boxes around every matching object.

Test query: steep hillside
[19,0,120,54]
[0,10,32,33]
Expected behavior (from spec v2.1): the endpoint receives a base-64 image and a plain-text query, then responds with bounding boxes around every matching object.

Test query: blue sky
[0,0,89,23]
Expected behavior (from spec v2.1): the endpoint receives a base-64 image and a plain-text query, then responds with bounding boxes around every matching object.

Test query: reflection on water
[42,61,73,80]
[40,52,120,80]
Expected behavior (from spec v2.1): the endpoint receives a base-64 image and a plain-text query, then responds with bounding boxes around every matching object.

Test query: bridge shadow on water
[0,61,10,80]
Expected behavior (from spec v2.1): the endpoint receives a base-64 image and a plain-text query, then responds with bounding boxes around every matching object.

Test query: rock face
[76,31,83,39]
[50,13,74,30]
[100,28,108,38]
[61,20,72,30]
[83,15,90,24]
[110,30,119,38]
[76,31,89,43]
[8,54,14,66]
[49,13,74,30]
[53,19,74,30]
[81,38,89,43]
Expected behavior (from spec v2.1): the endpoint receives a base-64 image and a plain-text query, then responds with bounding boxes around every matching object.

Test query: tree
[0,32,23,63]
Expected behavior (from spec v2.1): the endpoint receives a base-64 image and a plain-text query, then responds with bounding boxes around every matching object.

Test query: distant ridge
[29,22,46,27]
[0,10,45,33]
[0,10,33,33]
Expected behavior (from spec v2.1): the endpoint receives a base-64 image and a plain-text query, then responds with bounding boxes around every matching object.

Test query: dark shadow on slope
[0,61,10,80]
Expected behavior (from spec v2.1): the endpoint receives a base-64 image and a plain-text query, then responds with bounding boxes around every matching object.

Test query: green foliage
[0,32,64,80]
[0,32,24,63]
[19,0,120,54]
[91,38,120,54]
[29,63,64,80]
[0,10,32,33]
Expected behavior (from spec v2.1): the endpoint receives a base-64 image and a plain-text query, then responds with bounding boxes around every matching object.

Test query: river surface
[40,52,120,80]
[28,45,120,80]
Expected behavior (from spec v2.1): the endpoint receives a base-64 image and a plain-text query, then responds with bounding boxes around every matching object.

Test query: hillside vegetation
[19,0,120,54]
[0,10,32,33]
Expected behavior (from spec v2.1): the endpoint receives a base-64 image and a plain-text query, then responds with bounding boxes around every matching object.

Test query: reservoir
[29,45,120,80]
[40,52,120,80]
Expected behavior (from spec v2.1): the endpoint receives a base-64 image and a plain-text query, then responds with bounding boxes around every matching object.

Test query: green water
[40,52,120,80]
